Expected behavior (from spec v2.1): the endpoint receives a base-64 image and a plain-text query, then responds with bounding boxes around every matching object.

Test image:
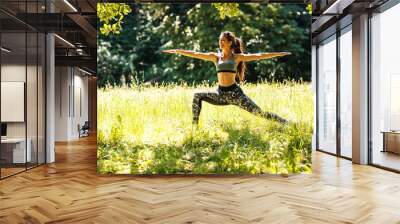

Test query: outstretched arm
[161,49,217,62]
[236,52,291,63]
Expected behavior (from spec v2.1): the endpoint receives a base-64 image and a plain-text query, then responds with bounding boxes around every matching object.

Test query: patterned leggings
[192,83,288,125]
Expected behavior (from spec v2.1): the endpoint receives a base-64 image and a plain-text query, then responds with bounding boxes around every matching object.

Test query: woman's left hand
[280,52,291,56]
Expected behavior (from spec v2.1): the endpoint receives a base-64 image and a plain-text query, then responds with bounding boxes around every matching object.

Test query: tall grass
[97,81,313,174]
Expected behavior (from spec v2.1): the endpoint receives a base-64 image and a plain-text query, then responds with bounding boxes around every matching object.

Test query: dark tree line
[97,3,311,87]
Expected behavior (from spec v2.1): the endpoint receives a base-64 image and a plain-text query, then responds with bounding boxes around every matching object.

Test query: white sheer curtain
[340,27,352,158]
[318,35,337,154]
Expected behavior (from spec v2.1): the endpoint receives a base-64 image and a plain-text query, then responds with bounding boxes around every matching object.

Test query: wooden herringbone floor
[1,135,400,224]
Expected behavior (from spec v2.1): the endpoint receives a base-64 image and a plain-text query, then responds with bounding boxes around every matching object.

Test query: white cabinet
[1,138,32,163]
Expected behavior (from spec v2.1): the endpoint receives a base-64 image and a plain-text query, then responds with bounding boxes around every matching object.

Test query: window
[317,34,337,154]
[370,2,400,171]
[340,25,352,158]
[0,1,46,179]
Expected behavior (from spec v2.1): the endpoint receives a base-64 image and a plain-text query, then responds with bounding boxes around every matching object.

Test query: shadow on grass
[97,121,312,175]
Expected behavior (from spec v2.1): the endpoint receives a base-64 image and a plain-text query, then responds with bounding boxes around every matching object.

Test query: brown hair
[221,31,246,83]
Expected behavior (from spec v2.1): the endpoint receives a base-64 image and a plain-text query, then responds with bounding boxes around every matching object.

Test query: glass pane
[0,0,46,178]
[1,30,27,177]
[38,32,45,165]
[318,35,337,154]
[340,26,352,158]
[371,4,400,171]
[27,31,38,169]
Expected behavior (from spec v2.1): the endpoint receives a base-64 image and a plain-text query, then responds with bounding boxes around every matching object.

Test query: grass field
[97,81,313,174]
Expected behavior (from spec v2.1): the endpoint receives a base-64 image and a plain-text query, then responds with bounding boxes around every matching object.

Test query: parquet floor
[0,167,26,177]
[1,135,400,223]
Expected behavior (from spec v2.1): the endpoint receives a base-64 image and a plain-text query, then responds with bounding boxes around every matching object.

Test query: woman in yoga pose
[162,31,290,127]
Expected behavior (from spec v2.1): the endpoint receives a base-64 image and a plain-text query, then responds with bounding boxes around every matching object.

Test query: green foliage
[97,3,311,87]
[97,3,240,36]
[97,82,313,174]
[97,3,131,35]
[306,2,312,14]
[211,3,240,19]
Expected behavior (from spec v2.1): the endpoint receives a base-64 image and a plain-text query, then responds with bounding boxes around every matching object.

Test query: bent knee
[194,92,208,99]
[193,93,205,103]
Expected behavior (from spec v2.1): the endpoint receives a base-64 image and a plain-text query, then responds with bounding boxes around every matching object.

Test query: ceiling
[311,0,390,43]
[0,0,97,74]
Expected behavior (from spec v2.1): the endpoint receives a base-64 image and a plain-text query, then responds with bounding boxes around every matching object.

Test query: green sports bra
[215,52,237,73]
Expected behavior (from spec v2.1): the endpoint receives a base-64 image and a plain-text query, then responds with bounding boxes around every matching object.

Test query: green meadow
[97,82,313,175]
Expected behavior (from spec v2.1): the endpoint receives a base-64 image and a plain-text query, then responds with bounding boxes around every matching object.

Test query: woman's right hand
[161,49,178,54]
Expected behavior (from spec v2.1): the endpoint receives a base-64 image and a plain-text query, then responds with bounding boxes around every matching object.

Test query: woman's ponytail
[233,37,246,83]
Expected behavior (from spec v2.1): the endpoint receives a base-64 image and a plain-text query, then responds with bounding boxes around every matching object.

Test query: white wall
[72,71,89,138]
[1,65,35,137]
[1,63,46,164]
[55,66,69,141]
[55,66,89,141]
[1,65,26,139]
[1,64,25,81]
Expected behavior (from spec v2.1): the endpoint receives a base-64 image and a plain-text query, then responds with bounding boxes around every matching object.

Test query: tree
[211,3,240,19]
[98,3,244,36]
[97,3,131,35]
[97,3,311,87]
